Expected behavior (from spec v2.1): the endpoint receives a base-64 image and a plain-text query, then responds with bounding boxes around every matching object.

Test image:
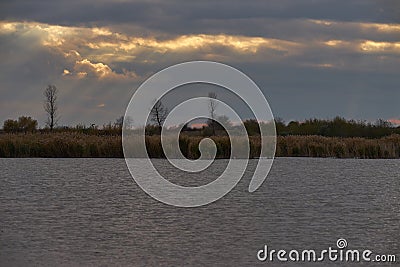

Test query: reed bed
[0,132,122,158]
[0,132,399,159]
[275,135,400,158]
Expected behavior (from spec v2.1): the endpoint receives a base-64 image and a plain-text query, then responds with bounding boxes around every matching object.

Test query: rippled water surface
[0,158,399,266]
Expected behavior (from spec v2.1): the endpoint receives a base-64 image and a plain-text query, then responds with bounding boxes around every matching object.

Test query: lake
[0,158,398,266]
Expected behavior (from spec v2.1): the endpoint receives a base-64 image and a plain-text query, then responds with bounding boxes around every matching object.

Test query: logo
[122,61,276,207]
[257,238,397,263]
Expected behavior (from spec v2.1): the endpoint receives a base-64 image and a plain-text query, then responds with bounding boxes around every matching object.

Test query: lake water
[0,158,398,266]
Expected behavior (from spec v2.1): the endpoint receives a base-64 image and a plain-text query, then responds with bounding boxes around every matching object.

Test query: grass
[0,132,399,158]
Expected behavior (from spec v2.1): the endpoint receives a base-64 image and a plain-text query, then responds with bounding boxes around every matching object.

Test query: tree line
[272,117,400,138]
[1,86,400,139]
[3,113,400,139]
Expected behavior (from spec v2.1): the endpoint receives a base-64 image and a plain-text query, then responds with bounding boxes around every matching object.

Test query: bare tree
[208,92,218,135]
[44,85,58,131]
[115,115,133,130]
[150,100,168,134]
[115,116,124,129]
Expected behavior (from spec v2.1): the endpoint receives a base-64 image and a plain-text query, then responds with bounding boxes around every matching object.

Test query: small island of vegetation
[1,85,399,159]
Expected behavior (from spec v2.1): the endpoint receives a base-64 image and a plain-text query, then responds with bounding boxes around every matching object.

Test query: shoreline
[1,156,399,160]
[0,133,399,159]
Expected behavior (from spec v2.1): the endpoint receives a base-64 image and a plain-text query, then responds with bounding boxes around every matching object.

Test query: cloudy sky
[0,0,399,126]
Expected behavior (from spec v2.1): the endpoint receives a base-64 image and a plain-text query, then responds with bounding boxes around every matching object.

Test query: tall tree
[208,92,218,136]
[150,100,168,134]
[44,85,58,131]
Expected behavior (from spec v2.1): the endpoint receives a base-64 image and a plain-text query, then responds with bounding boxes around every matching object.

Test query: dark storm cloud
[0,0,399,125]
[1,0,399,45]
[1,0,399,32]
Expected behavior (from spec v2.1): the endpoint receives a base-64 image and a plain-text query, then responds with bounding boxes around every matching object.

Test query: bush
[3,116,38,133]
